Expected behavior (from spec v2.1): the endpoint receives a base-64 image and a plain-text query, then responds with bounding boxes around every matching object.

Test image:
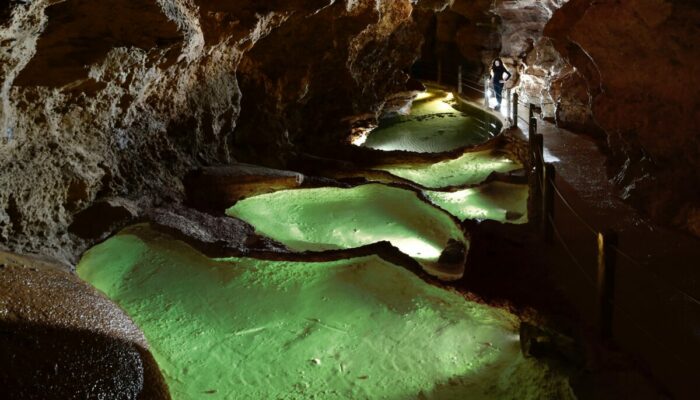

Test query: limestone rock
[545,0,700,234]
[147,205,288,257]
[0,251,169,399]
[0,0,448,260]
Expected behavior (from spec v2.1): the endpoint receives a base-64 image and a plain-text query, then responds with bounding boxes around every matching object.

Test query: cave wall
[0,0,449,262]
[545,0,700,234]
[424,0,699,236]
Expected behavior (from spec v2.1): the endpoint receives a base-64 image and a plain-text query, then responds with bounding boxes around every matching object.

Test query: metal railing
[526,104,700,378]
[428,62,698,395]
[430,66,700,394]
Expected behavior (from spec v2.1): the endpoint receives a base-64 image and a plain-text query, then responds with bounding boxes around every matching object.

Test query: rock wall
[0,0,448,262]
[545,0,700,235]
[424,0,699,236]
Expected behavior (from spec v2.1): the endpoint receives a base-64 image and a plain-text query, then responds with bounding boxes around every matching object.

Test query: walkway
[512,102,700,399]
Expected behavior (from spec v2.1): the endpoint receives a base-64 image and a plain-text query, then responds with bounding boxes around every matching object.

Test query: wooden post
[528,119,536,164]
[513,92,519,127]
[541,163,555,243]
[529,116,537,140]
[597,230,618,341]
[457,65,463,95]
[529,103,535,123]
[437,59,443,85]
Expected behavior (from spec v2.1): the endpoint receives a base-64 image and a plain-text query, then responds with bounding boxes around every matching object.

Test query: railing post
[529,103,535,123]
[597,230,618,341]
[457,65,463,95]
[513,92,519,127]
[506,88,512,122]
[484,78,490,108]
[533,133,544,185]
[542,163,555,243]
[529,113,538,139]
[528,109,540,177]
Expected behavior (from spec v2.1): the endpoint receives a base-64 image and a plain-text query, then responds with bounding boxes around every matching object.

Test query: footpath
[512,105,699,399]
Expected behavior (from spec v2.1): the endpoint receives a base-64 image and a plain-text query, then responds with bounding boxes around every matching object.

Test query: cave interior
[1,1,699,399]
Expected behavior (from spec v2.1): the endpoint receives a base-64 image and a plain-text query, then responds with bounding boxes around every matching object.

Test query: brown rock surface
[0,0,448,261]
[425,0,699,235]
[0,251,169,399]
[544,0,700,234]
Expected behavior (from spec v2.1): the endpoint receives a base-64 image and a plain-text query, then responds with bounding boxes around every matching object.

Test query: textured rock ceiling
[0,0,448,261]
[0,0,698,261]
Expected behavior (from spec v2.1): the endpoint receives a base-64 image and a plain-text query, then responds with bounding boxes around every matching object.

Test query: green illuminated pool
[226,184,468,281]
[77,225,573,400]
[361,88,502,153]
[427,182,529,224]
[375,149,522,189]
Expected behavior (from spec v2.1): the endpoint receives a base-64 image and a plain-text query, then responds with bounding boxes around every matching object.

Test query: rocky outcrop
[423,0,699,236]
[544,0,700,235]
[0,0,449,262]
[0,251,169,399]
[147,206,288,257]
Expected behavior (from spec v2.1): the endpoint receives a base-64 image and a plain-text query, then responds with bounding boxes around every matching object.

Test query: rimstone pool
[78,225,571,400]
[361,88,502,153]
[76,87,554,399]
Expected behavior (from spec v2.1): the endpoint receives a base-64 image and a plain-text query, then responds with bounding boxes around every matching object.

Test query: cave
[1,1,698,399]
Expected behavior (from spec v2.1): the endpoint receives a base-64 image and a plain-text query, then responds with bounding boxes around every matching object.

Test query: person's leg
[493,83,503,108]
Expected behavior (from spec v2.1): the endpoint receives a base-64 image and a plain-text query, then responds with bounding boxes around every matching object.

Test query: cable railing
[425,62,699,394]
[525,106,700,373]
[430,68,700,394]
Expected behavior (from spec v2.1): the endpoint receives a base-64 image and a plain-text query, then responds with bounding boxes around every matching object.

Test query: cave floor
[75,90,570,399]
[78,225,573,400]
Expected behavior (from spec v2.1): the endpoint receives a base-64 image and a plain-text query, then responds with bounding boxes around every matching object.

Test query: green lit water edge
[362,88,502,153]
[77,225,573,400]
[374,149,522,189]
[426,182,530,225]
[227,183,468,280]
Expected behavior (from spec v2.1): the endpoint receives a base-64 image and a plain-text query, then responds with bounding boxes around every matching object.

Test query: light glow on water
[226,184,467,279]
[360,87,502,153]
[377,150,522,189]
[77,225,573,400]
[426,182,530,224]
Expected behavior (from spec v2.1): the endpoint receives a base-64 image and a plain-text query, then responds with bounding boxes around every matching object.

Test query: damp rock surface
[0,251,169,400]
[77,226,574,400]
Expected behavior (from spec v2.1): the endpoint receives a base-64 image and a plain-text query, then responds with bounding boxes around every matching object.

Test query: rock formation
[545,0,700,235]
[421,0,700,237]
[0,0,449,262]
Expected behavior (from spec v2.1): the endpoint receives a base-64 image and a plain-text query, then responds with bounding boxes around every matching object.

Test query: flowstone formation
[78,225,574,400]
[0,0,451,261]
[227,184,468,281]
[361,87,501,153]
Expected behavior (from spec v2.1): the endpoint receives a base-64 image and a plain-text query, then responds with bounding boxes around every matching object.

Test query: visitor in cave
[490,58,511,110]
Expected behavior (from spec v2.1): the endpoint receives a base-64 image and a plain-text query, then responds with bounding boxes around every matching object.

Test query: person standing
[490,58,511,110]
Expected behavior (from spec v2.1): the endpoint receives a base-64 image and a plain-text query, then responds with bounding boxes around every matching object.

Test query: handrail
[527,115,700,302]
[537,147,700,307]
[549,182,598,236]
[441,62,698,386]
